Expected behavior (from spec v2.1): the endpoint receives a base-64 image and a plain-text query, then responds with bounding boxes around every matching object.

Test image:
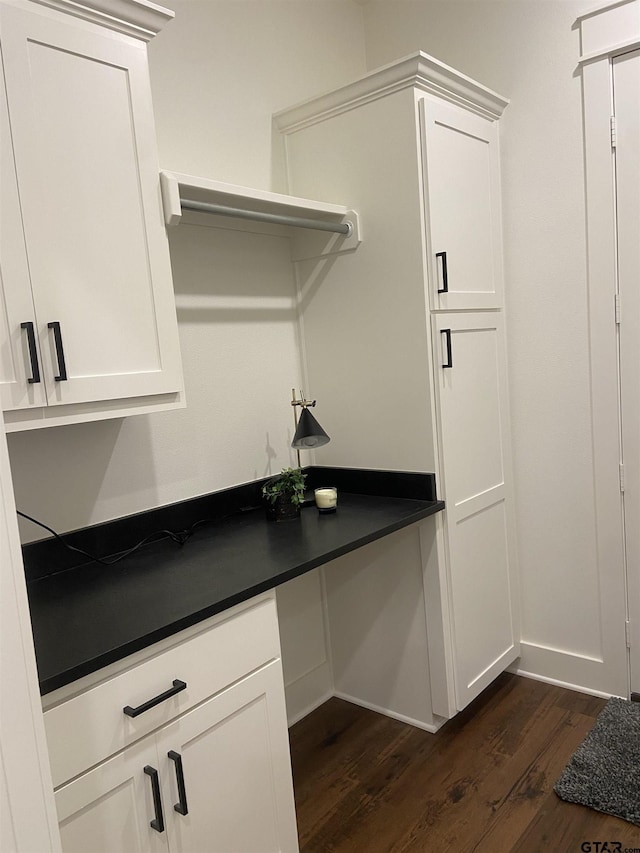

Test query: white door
[420,98,504,311]
[0,48,47,411]
[613,49,640,699]
[55,734,169,853]
[158,661,299,853]
[433,311,519,709]
[0,3,181,407]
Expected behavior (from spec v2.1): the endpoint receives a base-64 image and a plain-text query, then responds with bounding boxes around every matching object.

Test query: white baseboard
[333,690,444,733]
[511,667,619,700]
[285,661,333,727]
[513,640,627,699]
[285,670,446,732]
[285,641,626,732]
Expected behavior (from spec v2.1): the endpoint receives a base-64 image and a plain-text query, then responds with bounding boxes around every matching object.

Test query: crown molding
[274,51,509,133]
[26,0,174,40]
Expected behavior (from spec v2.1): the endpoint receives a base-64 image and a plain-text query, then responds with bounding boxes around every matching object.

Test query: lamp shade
[292,407,330,449]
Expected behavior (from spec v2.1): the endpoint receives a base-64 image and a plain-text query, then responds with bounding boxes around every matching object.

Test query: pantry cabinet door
[55,735,169,853]
[158,661,299,853]
[433,311,519,709]
[0,3,182,407]
[421,98,504,310]
[0,48,47,411]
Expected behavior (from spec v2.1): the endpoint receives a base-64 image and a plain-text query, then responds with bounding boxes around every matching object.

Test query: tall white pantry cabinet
[276,55,520,716]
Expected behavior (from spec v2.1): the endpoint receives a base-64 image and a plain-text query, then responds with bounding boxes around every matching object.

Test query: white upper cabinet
[0,0,183,430]
[421,98,504,310]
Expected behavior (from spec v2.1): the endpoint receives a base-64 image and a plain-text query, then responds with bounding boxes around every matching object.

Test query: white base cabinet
[0,0,184,430]
[56,664,296,853]
[45,596,299,853]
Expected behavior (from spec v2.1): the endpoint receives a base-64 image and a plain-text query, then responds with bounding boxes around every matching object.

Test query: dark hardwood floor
[289,673,640,851]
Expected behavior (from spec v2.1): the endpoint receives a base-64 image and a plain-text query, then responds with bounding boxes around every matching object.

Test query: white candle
[314,487,337,510]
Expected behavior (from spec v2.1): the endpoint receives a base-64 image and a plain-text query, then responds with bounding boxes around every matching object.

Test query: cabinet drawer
[44,596,281,788]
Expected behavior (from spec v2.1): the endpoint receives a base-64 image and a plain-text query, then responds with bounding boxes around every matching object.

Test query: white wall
[8,0,367,542]
[148,0,367,190]
[362,0,625,694]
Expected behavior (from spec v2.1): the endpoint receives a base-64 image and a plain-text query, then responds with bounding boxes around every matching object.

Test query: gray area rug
[554,697,640,825]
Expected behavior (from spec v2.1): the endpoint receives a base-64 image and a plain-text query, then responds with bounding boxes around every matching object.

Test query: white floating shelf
[160,171,361,259]
[161,170,345,224]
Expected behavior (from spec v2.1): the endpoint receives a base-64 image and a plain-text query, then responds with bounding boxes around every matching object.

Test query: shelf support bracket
[160,171,183,228]
[290,209,361,262]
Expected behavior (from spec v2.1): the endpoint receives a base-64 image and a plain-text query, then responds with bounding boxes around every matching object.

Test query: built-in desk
[22,467,443,695]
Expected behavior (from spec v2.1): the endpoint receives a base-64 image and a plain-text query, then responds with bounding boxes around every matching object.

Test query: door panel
[613,49,640,697]
[433,312,519,708]
[55,736,167,853]
[421,99,504,310]
[158,661,298,853]
[449,499,515,697]
[436,321,505,503]
[0,48,46,411]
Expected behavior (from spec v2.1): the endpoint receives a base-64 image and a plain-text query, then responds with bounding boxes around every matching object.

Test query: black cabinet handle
[436,251,448,294]
[441,329,453,369]
[144,766,165,833]
[123,679,187,718]
[47,321,67,381]
[20,322,41,384]
[168,750,189,816]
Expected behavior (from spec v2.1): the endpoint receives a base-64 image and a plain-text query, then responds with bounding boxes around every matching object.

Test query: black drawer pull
[47,321,67,381]
[168,750,189,816]
[144,766,165,833]
[123,679,187,718]
[441,329,453,369]
[436,251,449,294]
[20,322,41,384]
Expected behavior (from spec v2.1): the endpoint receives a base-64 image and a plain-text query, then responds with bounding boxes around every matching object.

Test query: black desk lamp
[291,388,330,468]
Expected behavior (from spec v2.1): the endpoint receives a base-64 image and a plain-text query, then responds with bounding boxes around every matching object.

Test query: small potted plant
[262,467,307,522]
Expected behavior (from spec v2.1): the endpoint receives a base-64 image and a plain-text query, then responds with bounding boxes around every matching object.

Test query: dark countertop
[23,468,444,695]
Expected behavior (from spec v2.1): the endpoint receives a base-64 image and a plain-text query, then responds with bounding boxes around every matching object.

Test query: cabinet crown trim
[24,0,174,40]
[274,50,509,133]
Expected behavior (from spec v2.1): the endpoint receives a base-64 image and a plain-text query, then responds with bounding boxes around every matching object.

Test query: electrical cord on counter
[17,510,213,567]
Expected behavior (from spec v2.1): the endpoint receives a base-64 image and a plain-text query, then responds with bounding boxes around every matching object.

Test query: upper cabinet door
[0,46,46,411]
[0,3,182,407]
[420,98,504,310]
